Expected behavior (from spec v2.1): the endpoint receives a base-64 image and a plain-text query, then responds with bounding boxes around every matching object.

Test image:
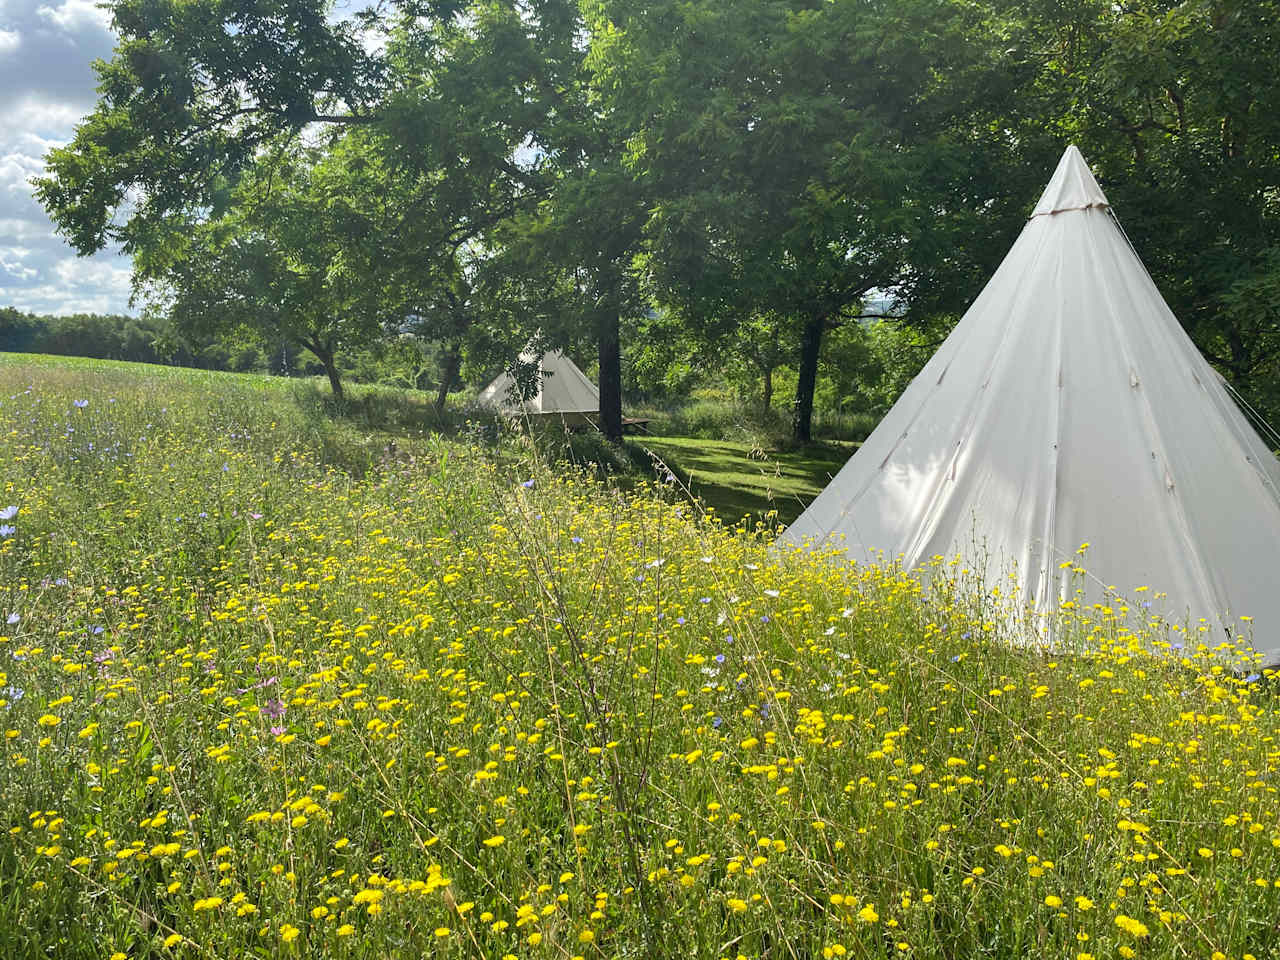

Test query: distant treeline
[0,307,484,400]
[0,307,313,375]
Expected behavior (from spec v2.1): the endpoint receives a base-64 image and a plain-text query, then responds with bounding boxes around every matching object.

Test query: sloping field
[0,357,1275,960]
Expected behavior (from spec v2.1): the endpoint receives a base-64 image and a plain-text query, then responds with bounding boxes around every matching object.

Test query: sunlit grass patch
[639,435,855,524]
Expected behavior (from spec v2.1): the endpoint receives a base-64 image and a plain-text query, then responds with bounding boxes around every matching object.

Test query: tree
[586,0,1002,440]
[35,0,571,403]
[34,0,385,258]
[143,143,396,402]
[495,155,650,441]
[993,0,1280,421]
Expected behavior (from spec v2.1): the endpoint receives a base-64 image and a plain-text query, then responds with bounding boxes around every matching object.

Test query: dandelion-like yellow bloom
[1114,915,1150,938]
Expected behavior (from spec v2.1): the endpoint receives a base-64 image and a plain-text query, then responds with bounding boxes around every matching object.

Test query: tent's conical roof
[782,146,1280,660]
[479,347,600,416]
[1031,144,1110,216]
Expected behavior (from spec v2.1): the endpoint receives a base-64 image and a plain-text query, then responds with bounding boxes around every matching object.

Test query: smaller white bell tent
[478,347,600,425]
[781,145,1280,661]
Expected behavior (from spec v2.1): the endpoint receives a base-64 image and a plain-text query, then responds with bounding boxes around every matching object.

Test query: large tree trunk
[791,313,826,442]
[762,364,774,413]
[435,346,462,414]
[309,341,344,404]
[598,312,624,442]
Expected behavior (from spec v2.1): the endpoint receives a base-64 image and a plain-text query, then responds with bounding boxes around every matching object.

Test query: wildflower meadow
[0,356,1278,960]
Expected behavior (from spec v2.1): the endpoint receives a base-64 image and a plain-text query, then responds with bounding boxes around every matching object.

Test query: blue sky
[0,0,131,315]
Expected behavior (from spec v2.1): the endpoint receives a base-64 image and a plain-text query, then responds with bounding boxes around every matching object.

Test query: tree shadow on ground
[637,436,856,526]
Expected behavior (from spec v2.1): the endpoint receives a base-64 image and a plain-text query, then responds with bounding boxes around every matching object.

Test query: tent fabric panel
[478,348,600,416]
[538,351,601,414]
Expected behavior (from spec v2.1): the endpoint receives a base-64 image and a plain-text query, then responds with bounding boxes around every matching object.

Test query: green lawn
[637,435,857,525]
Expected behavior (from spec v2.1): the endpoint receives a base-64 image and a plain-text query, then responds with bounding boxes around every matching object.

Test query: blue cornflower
[0,526,13,537]
[74,399,88,409]
[5,613,18,625]
[520,478,535,489]
[712,716,722,729]
[715,654,726,664]
[0,506,16,520]
[1244,673,1261,684]
[571,536,583,544]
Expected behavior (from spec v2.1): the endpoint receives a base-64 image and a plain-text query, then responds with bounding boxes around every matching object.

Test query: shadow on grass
[288,380,853,520]
[299,381,474,436]
[637,436,856,526]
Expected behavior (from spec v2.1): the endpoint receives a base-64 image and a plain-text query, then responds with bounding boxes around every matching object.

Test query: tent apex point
[1032,144,1110,218]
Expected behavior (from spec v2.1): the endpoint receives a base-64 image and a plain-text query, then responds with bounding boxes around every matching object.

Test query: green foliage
[33,0,383,255]
[585,0,1021,439]
[141,142,410,401]
[992,0,1280,421]
[0,307,282,372]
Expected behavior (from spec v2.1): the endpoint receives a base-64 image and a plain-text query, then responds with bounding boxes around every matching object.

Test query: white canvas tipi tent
[478,347,600,425]
[782,146,1280,660]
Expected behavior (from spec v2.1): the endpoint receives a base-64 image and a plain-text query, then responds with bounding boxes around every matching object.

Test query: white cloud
[6,96,85,136]
[0,149,44,191]
[51,253,130,290]
[0,251,131,314]
[0,215,50,242]
[36,0,110,34]
[0,0,128,315]
[0,247,38,281]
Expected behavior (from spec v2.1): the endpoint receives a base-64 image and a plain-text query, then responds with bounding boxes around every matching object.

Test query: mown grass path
[638,436,857,525]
